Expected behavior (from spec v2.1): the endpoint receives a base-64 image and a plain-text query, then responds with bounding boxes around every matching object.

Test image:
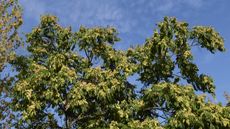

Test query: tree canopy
[0,0,22,71]
[0,1,230,128]
[0,0,22,127]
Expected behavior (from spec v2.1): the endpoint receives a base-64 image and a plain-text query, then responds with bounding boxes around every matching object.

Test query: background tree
[0,0,22,127]
[224,92,230,107]
[0,0,22,71]
[5,15,230,128]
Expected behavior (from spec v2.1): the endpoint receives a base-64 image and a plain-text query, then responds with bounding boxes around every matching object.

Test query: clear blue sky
[19,0,230,104]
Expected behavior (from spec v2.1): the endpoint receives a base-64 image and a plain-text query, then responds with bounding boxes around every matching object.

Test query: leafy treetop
[2,15,230,129]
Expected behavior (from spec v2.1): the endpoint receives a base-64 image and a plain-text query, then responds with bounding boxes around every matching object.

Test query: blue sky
[19,0,230,104]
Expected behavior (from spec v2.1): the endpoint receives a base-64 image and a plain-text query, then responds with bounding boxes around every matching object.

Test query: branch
[84,48,93,66]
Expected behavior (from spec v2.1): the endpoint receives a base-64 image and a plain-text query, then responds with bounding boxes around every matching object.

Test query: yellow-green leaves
[142,83,230,128]
[127,119,163,129]
[191,26,225,53]
[76,26,119,60]
[0,0,22,55]
[0,0,22,70]
[6,15,230,128]
[0,0,22,126]
[134,17,221,94]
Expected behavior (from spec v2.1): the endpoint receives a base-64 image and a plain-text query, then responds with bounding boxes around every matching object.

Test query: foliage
[0,0,22,71]
[1,14,230,128]
[224,92,230,107]
[0,0,22,127]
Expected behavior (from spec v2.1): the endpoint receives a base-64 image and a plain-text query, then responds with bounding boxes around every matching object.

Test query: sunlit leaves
[0,0,22,69]
[0,0,23,127]
[133,17,224,94]
[5,15,230,128]
[191,26,225,53]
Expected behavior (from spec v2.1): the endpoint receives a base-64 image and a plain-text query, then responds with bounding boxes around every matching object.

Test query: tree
[0,0,22,127]
[224,92,230,107]
[0,0,22,71]
[4,15,230,128]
